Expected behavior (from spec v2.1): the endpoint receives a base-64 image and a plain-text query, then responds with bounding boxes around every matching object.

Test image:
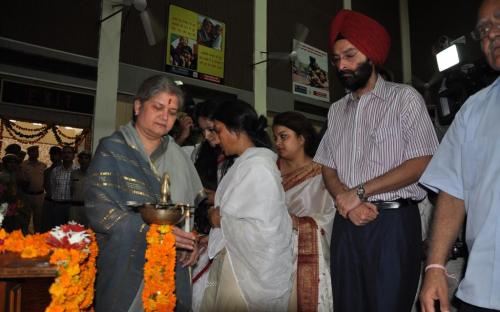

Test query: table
[0,252,57,312]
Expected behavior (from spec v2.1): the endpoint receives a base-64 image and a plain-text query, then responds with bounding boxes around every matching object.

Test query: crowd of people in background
[0,142,92,234]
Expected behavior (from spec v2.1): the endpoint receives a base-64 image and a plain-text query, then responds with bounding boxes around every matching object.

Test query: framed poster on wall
[292,40,330,102]
[166,5,225,84]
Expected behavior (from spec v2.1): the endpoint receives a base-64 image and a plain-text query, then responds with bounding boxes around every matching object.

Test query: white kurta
[207,147,294,311]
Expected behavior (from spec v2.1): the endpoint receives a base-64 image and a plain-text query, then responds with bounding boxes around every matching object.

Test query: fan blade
[292,23,309,51]
[140,10,156,46]
[266,52,291,60]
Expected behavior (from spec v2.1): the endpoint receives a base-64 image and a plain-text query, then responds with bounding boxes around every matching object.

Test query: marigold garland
[9,121,48,132]
[0,225,98,311]
[143,224,176,312]
[46,230,98,312]
[0,117,89,147]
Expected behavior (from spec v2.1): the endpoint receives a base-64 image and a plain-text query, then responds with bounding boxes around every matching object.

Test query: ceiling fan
[253,23,310,66]
[100,0,158,46]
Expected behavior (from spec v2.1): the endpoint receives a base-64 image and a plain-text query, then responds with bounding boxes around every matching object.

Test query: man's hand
[420,269,450,312]
[335,189,362,218]
[346,202,378,226]
[208,206,221,228]
[172,226,196,250]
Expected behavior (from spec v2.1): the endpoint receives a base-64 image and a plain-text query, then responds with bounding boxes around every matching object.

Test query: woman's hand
[175,115,194,145]
[172,226,196,250]
[204,188,215,206]
[179,243,200,267]
[207,206,221,228]
[198,235,209,251]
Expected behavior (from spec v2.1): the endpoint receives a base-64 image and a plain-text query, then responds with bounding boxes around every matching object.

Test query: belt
[369,198,420,210]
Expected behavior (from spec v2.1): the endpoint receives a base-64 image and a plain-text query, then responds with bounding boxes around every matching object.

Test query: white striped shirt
[314,76,438,201]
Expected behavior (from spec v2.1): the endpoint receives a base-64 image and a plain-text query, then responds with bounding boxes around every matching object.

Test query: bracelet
[425,264,446,272]
[425,264,458,281]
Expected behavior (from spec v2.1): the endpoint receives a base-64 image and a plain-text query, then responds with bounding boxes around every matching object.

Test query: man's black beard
[336,59,373,92]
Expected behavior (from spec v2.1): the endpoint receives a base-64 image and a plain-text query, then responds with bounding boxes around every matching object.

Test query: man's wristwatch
[356,183,366,201]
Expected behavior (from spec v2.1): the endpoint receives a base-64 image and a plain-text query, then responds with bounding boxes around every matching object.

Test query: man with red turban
[313,9,439,312]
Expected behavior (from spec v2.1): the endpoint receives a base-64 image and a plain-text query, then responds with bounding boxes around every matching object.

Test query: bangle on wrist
[425,264,458,281]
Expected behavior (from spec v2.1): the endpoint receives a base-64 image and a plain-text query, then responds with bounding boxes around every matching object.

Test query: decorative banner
[166,5,225,84]
[292,40,330,102]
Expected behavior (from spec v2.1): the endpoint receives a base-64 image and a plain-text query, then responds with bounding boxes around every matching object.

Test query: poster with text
[292,40,330,102]
[166,5,225,84]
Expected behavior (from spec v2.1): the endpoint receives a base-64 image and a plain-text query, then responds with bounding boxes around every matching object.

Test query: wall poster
[166,5,225,84]
[292,39,330,102]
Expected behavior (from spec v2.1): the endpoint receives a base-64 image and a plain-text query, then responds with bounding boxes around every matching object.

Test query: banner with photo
[292,40,330,102]
[166,5,225,84]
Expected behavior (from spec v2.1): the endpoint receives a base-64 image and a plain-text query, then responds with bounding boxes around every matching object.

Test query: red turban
[329,9,391,65]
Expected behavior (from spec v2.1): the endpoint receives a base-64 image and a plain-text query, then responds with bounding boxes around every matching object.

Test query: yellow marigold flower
[49,281,65,297]
[20,245,38,258]
[67,264,81,276]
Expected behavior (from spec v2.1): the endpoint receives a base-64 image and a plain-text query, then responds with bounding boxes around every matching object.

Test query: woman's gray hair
[132,75,184,121]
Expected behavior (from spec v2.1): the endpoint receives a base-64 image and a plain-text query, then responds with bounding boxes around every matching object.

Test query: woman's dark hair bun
[213,99,272,149]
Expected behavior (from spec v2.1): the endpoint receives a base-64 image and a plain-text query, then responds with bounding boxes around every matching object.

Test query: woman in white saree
[201,99,294,312]
[273,112,336,312]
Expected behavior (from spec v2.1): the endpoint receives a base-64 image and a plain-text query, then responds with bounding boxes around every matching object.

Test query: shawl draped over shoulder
[85,122,203,312]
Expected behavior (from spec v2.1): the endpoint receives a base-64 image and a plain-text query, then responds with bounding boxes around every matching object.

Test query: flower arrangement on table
[143,224,176,312]
[0,222,98,311]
